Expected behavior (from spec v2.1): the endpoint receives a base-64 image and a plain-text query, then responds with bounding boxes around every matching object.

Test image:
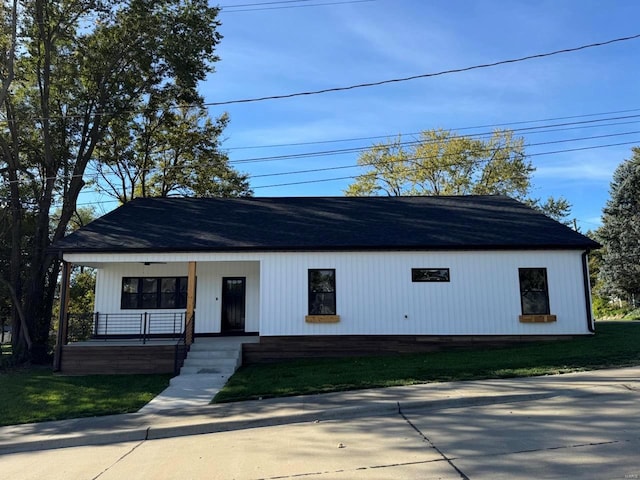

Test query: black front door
[221,277,246,333]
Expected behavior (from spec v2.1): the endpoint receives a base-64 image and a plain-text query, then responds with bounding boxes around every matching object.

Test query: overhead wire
[4,119,639,186]
[248,130,640,179]
[226,114,640,165]
[225,107,640,150]
[3,131,628,212]
[251,140,640,189]
[7,133,636,194]
[1,33,638,125]
[220,1,315,8]
[202,33,640,106]
[220,0,374,12]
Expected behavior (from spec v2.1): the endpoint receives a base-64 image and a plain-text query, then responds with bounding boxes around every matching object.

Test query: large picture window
[518,268,550,315]
[121,277,189,310]
[308,269,336,315]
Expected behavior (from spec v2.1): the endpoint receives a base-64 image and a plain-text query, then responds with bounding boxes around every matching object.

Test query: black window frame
[411,268,450,282]
[121,277,190,310]
[308,269,336,315]
[518,268,550,315]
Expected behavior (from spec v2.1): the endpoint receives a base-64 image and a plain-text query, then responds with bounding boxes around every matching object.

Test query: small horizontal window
[412,268,450,282]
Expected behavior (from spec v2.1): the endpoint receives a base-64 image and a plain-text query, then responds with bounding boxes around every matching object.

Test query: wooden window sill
[305,315,340,323]
[519,314,557,323]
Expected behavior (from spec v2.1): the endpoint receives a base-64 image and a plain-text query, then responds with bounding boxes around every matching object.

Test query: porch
[54,257,262,374]
[58,311,192,375]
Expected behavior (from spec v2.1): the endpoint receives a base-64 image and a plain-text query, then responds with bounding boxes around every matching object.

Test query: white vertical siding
[72,249,591,336]
[258,250,590,336]
[93,260,260,334]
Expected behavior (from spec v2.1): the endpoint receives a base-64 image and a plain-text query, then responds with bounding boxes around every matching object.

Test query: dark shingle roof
[52,195,599,253]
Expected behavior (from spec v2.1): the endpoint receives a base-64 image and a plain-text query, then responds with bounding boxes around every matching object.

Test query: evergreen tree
[599,147,640,306]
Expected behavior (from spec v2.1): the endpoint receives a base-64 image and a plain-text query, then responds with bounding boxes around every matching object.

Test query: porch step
[178,336,255,378]
[176,366,234,377]
[142,336,260,413]
[182,357,240,369]
[187,350,241,359]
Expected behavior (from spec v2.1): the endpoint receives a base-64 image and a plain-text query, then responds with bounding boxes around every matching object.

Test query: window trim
[121,276,190,310]
[411,268,450,283]
[308,268,336,316]
[518,268,551,316]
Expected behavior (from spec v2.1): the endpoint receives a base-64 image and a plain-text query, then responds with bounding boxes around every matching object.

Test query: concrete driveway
[1,368,639,479]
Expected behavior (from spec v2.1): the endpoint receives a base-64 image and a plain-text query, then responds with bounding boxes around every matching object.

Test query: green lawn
[1,324,638,426]
[0,368,171,426]
[214,322,640,403]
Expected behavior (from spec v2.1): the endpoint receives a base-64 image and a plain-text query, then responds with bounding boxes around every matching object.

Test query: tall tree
[345,129,571,222]
[94,99,251,202]
[598,147,640,306]
[0,0,225,362]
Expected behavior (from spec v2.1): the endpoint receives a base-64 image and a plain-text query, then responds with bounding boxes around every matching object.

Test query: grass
[0,367,171,426]
[214,322,640,403]
[622,309,640,320]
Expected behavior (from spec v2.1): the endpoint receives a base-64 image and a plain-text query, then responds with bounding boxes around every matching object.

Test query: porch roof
[51,195,599,253]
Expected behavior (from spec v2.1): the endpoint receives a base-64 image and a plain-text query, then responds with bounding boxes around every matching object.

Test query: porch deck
[66,338,181,346]
[60,340,185,375]
[59,312,191,375]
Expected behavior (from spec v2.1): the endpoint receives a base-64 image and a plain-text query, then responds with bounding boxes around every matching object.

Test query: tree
[345,129,571,223]
[598,147,640,307]
[0,0,226,362]
[94,99,251,202]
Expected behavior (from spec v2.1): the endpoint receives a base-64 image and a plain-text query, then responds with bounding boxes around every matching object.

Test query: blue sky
[89,0,640,230]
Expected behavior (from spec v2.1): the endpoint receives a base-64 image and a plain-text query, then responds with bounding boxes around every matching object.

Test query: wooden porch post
[185,261,197,346]
[53,260,72,371]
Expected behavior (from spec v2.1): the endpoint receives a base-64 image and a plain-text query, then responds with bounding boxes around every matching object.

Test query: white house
[52,195,599,373]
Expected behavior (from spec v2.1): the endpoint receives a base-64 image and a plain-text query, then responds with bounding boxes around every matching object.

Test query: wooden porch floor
[67,338,181,347]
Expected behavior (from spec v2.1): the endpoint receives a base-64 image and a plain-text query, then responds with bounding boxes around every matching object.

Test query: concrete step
[188,350,241,359]
[189,345,242,353]
[183,357,239,369]
[179,365,236,375]
[176,336,254,379]
[170,373,230,387]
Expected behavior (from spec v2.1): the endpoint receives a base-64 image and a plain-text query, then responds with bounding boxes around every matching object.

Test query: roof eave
[56,243,600,255]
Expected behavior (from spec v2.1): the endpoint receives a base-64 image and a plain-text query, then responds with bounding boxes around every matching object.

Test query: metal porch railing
[66,312,186,344]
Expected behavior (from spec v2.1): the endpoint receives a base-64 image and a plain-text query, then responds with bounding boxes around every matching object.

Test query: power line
[221,0,374,12]
[1,34,637,125]
[5,124,640,184]
[225,107,640,150]
[220,1,314,8]
[227,114,640,165]
[203,33,640,106]
[249,130,640,179]
[251,139,640,189]
[11,135,628,209]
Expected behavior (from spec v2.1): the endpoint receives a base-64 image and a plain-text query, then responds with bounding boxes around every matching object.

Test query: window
[412,268,450,282]
[308,269,336,315]
[121,277,189,310]
[518,268,550,315]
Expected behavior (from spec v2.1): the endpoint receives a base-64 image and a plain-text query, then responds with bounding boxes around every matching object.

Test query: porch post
[185,261,196,346]
[53,260,72,371]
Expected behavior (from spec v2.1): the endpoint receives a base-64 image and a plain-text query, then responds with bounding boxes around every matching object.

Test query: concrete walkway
[1,366,638,455]
[139,336,259,414]
[138,373,231,414]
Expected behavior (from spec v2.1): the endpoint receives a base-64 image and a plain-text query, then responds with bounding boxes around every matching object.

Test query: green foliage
[0,0,231,361]
[95,104,251,201]
[215,323,640,403]
[598,147,640,306]
[345,129,571,223]
[0,368,171,426]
